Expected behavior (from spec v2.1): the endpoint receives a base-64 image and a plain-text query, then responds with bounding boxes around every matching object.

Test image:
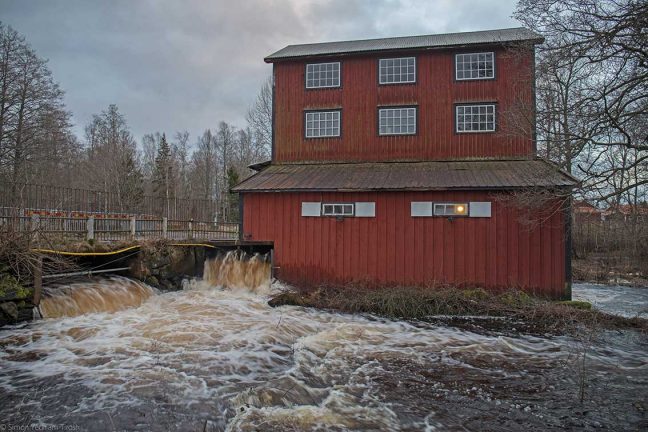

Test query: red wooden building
[234,28,577,299]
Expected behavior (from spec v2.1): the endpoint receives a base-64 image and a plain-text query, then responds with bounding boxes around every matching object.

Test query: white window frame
[379,57,416,84]
[455,104,496,133]
[434,203,469,217]
[379,107,417,136]
[322,203,354,217]
[455,52,495,81]
[305,110,341,138]
[306,62,341,88]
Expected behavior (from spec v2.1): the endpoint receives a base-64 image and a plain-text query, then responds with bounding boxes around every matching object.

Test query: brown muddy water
[0,255,646,431]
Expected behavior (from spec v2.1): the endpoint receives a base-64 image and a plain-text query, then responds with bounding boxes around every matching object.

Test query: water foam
[0,270,645,430]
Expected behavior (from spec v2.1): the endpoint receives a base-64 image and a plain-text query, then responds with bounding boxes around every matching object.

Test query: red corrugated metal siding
[243,191,567,298]
[273,46,534,163]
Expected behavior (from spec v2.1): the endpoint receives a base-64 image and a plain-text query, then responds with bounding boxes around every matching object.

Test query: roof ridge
[266,27,544,61]
[280,27,530,50]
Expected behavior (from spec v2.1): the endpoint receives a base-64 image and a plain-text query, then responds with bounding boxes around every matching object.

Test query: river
[0,259,646,431]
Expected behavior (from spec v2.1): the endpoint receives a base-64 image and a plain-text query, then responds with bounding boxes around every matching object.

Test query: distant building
[234,28,577,298]
[573,200,603,223]
[602,203,648,222]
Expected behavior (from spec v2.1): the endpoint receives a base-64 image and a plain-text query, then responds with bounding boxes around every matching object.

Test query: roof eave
[248,160,272,171]
[234,184,575,193]
[535,157,581,186]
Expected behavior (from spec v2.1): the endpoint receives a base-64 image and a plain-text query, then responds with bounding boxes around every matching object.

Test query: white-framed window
[322,203,354,216]
[305,110,341,138]
[456,104,496,133]
[306,62,341,88]
[455,52,495,80]
[411,201,491,218]
[379,107,416,135]
[302,202,374,218]
[434,203,468,217]
[379,57,416,84]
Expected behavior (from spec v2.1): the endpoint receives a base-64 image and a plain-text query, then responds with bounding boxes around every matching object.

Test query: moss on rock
[556,300,592,310]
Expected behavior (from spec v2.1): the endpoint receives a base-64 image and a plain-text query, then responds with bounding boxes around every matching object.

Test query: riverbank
[573,256,648,287]
[269,284,648,336]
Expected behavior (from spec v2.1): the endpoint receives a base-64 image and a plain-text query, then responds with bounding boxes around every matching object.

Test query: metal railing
[0,214,240,242]
[0,182,222,221]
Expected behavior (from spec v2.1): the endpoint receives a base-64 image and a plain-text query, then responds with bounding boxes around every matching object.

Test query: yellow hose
[32,242,217,256]
[169,243,217,248]
[31,245,142,256]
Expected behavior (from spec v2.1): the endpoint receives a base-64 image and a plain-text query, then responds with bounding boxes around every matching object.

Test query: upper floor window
[379,57,416,84]
[379,107,416,135]
[305,110,341,138]
[456,104,495,133]
[455,52,495,80]
[306,62,340,88]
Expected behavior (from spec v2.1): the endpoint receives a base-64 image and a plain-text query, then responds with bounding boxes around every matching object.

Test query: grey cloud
[0,0,518,143]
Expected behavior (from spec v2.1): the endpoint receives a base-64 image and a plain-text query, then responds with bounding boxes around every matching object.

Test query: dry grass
[573,255,648,286]
[269,283,647,335]
[1,230,77,281]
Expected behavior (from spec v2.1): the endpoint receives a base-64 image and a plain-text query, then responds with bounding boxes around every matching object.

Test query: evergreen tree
[120,151,144,212]
[153,133,174,216]
[226,166,240,221]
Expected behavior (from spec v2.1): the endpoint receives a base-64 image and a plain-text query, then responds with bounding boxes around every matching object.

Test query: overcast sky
[1,0,519,144]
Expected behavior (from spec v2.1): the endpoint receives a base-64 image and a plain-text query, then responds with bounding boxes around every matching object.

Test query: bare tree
[141,132,162,184]
[0,22,76,192]
[189,129,219,202]
[246,75,273,155]
[172,130,190,199]
[216,121,237,220]
[0,24,24,169]
[83,104,143,211]
[514,0,647,206]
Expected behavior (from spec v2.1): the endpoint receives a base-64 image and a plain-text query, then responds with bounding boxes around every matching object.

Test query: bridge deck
[1,214,242,243]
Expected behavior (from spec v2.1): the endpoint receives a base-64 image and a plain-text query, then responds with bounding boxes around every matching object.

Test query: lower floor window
[322,203,354,216]
[456,104,495,132]
[434,203,468,216]
[305,110,341,138]
[379,107,417,135]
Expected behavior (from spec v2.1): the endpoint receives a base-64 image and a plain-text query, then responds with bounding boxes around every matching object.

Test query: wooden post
[32,256,43,307]
[87,216,94,241]
[162,217,168,239]
[130,216,136,239]
[30,214,40,242]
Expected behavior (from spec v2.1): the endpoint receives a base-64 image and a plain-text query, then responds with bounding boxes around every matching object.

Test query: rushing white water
[573,283,648,317]
[0,265,646,431]
[39,277,156,318]
[203,251,271,294]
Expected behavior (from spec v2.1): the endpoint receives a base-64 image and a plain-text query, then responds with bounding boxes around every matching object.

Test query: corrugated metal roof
[232,160,577,192]
[265,27,543,62]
